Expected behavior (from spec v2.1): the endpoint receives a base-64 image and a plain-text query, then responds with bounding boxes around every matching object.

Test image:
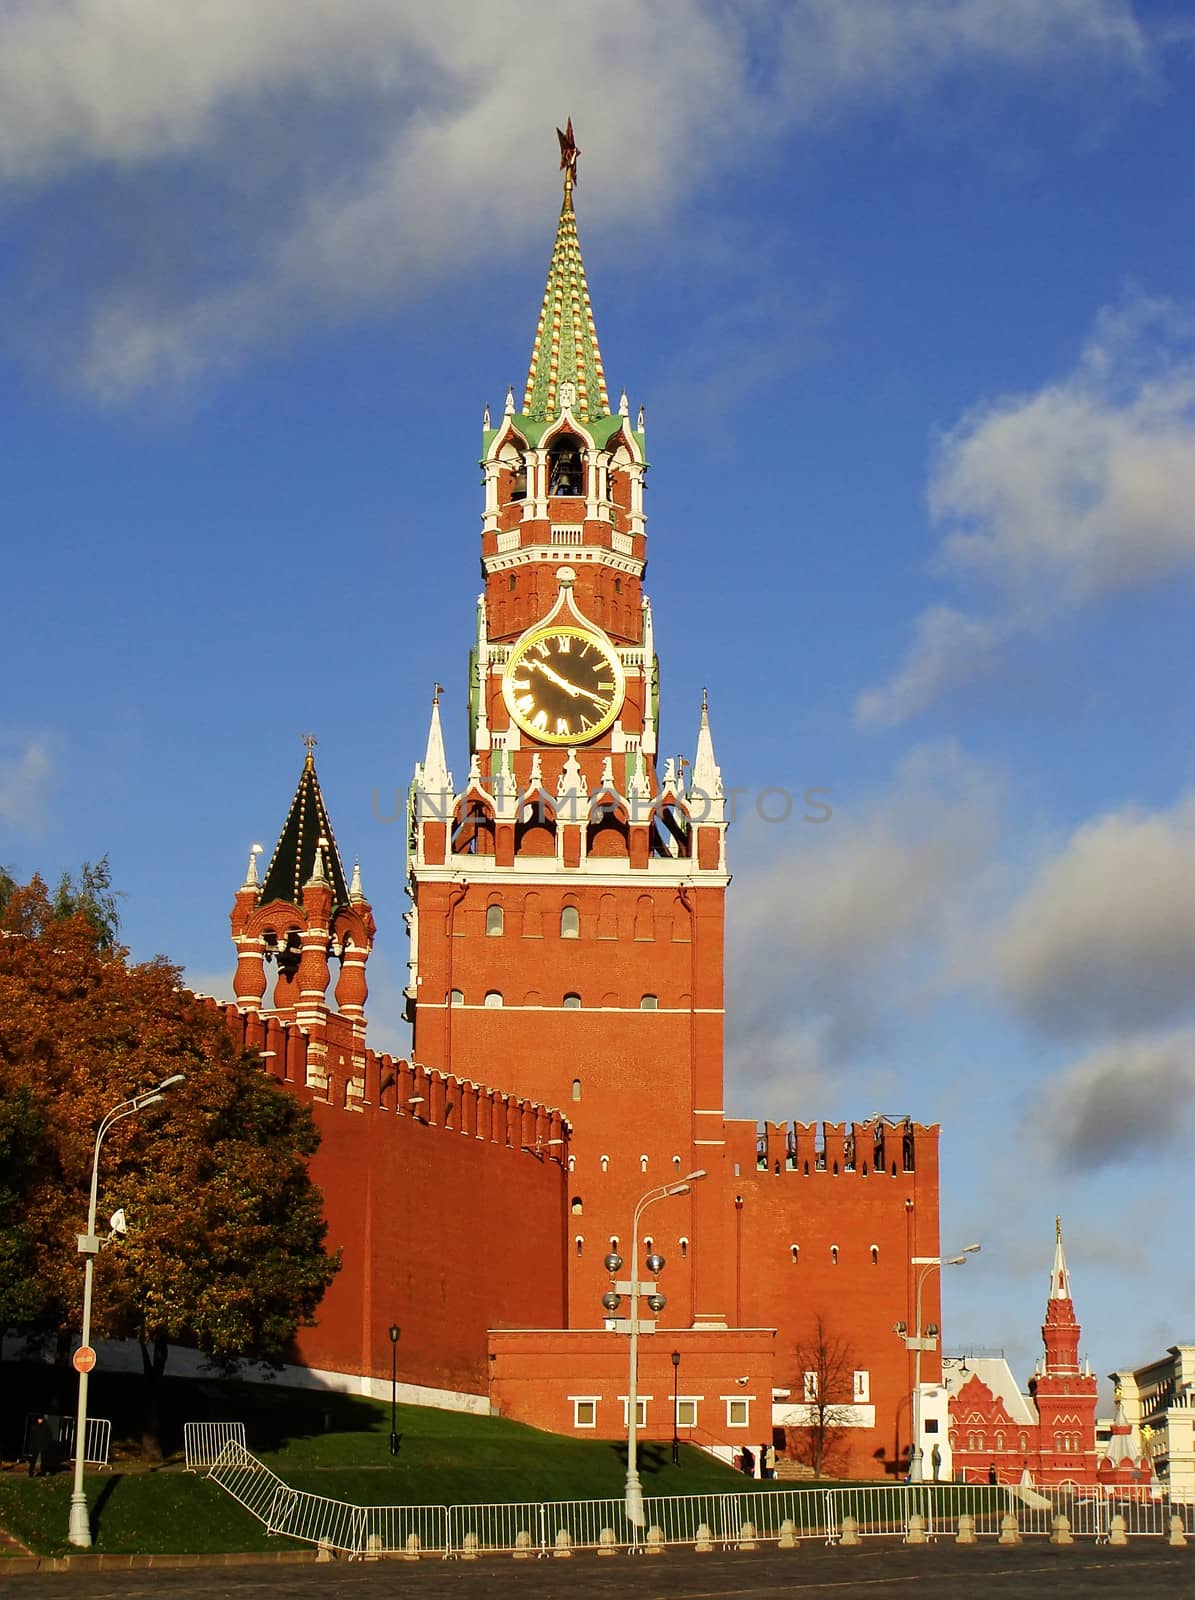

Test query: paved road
[1,1543,1190,1599]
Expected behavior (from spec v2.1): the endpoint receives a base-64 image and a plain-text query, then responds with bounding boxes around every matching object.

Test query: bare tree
[787,1314,859,1477]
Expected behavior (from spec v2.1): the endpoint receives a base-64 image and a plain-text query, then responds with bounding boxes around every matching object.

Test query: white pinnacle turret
[416,685,453,797]
[241,842,263,891]
[691,688,723,800]
[349,858,366,903]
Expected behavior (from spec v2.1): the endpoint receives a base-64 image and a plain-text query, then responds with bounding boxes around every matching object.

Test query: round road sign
[72,1345,97,1374]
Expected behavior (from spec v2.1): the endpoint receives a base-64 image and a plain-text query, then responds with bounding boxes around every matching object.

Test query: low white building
[1111,1345,1195,1502]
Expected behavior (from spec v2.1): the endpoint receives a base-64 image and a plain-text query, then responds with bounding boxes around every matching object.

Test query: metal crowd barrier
[184,1419,247,1471]
[205,1443,1195,1560]
[57,1416,112,1468]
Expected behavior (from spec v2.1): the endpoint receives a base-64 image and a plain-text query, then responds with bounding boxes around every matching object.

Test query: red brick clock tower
[406,124,734,1331]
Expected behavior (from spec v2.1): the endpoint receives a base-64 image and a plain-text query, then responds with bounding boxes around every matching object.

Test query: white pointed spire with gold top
[1049,1215,1072,1301]
[691,688,724,802]
[522,118,610,423]
[349,858,366,904]
[415,683,452,796]
[241,842,263,891]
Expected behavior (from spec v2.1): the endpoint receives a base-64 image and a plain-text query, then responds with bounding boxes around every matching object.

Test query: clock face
[502,624,625,745]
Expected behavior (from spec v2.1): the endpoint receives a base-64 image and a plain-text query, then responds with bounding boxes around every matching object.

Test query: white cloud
[726,741,1001,1110]
[1034,1025,1195,1168]
[0,733,57,833]
[0,0,1153,399]
[934,298,1195,604]
[994,794,1195,1038]
[858,295,1195,726]
[855,606,1002,729]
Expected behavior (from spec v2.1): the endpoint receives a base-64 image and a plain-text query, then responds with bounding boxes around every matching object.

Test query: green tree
[0,874,338,1457]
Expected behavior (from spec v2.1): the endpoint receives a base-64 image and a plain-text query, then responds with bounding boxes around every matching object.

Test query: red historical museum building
[944,1221,1149,1488]
[220,131,942,1475]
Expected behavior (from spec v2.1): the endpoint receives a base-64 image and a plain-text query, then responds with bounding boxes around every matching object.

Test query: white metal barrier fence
[184,1420,247,1472]
[205,1445,1195,1560]
[59,1416,112,1468]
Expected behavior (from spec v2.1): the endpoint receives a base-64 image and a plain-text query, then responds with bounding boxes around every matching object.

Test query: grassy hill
[0,1361,747,1556]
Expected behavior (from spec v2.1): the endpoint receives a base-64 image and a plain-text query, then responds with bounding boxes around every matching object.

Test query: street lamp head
[683,1169,707,1182]
[946,1254,968,1266]
[389,1324,400,1344]
[671,1349,681,1368]
[964,1242,981,1253]
[645,1252,666,1276]
[601,1290,622,1313]
[604,1251,623,1275]
[646,1292,666,1314]
[157,1073,186,1091]
[893,1320,907,1336]
[926,1322,939,1337]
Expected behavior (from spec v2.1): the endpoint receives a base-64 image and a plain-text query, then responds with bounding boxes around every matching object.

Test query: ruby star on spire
[557,117,579,192]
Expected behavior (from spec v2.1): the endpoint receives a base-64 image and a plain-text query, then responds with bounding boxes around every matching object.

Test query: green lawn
[0,1362,754,1556]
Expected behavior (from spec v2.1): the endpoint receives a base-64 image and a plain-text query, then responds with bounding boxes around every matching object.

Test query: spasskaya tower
[406,123,734,1330]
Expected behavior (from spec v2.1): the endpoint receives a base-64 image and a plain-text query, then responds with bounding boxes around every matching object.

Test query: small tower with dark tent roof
[230,736,375,1096]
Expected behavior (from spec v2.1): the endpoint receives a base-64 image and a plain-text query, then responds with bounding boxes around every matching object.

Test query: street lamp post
[68,1074,185,1549]
[602,1171,706,1530]
[388,1325,401,1456]
[896,1243,980,1482]
[671,1349,681,1467]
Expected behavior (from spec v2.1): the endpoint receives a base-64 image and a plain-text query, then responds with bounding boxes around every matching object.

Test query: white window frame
[723,1396,752,1428]
[804,1370,819,1401]
[570,1396,599,1429]
[620,1396,650,1428]
[677,1397,700,1428]
[853,1369,870,1402]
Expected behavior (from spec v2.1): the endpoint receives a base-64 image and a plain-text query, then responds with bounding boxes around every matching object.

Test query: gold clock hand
[529,658,581,697]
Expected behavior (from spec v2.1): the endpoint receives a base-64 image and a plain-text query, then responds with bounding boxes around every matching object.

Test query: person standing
[28,1415,54,1478]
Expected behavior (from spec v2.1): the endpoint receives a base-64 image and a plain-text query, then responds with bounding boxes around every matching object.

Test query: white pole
[623,1171,705,1531]
[67,1076,183,1549]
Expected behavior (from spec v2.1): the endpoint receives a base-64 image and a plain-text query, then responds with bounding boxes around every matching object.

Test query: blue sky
[2,1,1193,1401]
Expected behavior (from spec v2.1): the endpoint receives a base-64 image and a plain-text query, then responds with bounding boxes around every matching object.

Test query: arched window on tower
[640,994,658,1010]
[563,992,581,1009]
[449,988,464,1007]
[483,990,503,1008]
[561,904,580,938]
[547,432,584,496]
[572,1077,582,1102]
[870,1244,879,1265]
[486,903,504,936]
[830,1244,839,1265]
[679,1236,689,1260]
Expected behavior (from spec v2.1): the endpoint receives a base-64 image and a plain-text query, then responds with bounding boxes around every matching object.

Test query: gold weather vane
[557,117,579,196]
[302,732,318,767]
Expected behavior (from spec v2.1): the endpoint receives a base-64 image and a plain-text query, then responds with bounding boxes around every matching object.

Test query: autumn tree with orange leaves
[0,873,338,1457]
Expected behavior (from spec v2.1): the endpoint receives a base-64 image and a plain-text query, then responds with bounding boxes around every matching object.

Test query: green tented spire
[258,735,351,910]
[522,120,610,424]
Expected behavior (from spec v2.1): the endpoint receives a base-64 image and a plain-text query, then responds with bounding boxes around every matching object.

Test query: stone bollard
[403,1532,421,1562]
[695,1522,714,1553]
[1050,1514,1073,1546]
[316,1537,335,1563]
[597,1527,618,1556]
[905,1512,927,1545]
[1109,1513,1128,1547]
[460,1532,479,1561]
[736,1520,757,1551]
[364,1533,383,1562]
[513,1529,533,1560]
[956,1514,976,1545]
[840,1515,860,1547]
[553,1528,573,1558]
[778,1518,799,1549]
[1169,1516,1188,1548]
[644,1526,665,1556]
[999,1513,1021,1546]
